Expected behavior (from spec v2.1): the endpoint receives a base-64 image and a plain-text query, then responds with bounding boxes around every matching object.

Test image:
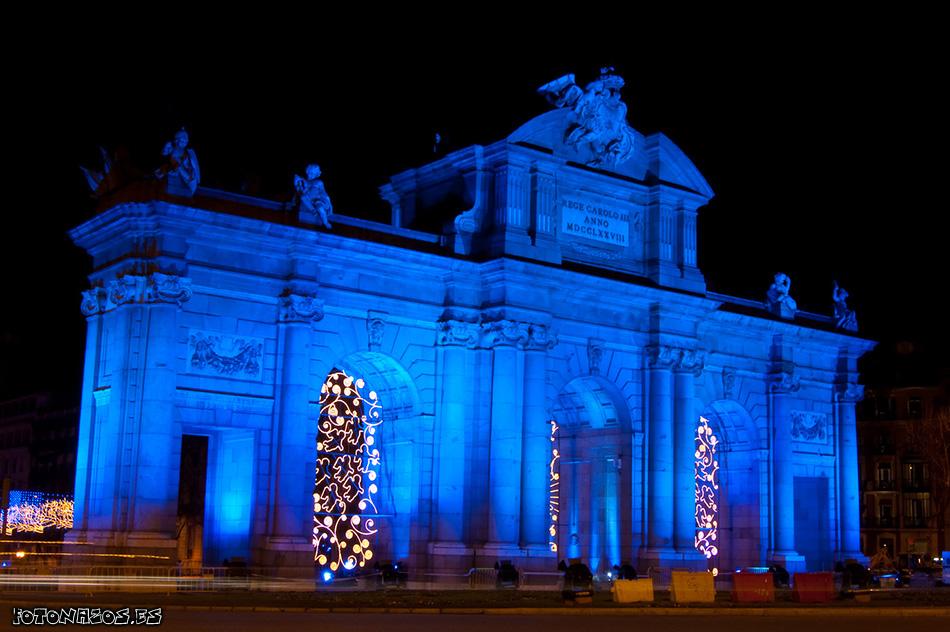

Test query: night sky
[2,27,945,401]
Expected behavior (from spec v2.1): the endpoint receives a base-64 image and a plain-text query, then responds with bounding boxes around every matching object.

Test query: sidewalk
[2,589,950,617]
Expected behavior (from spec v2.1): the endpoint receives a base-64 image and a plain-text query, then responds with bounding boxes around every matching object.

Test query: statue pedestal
[165,179,195,198]
[768,303,797,319]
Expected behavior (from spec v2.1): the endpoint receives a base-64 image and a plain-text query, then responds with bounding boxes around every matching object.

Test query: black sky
[1,22,946,399]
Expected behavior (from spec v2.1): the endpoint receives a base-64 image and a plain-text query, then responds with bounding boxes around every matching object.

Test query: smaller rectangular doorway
[177,435,209,572]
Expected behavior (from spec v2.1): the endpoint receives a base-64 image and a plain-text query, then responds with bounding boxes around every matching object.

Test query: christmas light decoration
[548,419,560,552]
[313,369,382,573]
[694,415,719,575]
[2,491,74,535]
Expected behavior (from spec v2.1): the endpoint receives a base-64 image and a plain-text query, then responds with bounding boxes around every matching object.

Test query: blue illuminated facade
[67,86,873,575]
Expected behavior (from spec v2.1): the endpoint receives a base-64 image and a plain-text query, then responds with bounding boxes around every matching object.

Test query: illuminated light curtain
[313,369,382,573]
[548,419,560,552]
[694,415,720,575]
[2,491,74,535]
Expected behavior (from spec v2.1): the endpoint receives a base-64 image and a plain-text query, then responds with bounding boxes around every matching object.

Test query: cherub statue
[766,272,798,318]
[155,129,200,196]
[294,164,333,229]
[833,281,858,331]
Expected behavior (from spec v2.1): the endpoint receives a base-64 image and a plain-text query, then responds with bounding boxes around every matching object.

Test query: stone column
[484,320,528,548]
[88,279,137,535]
[134,276,192,558]
[131,274,192,544]
[529,169,560,263]
[69,273,191,557]
[493,164,529,232]
[645,345,676,556]
[769,368,804,568]
[589,457,604,571]
[132,301,177,535]
[604,456,621,569]
[532,170,556,239]
[272,294,323,541]
[489,162,533,257]
[71,288,106,534]
[433,320,478,544]
[520,324,556,549]
[646,197,676,287]
[836,382,866,561]
[678,207,698,269]
[673,350,705,556]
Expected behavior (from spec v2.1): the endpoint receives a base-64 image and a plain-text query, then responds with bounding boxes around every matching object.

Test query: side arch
[335,351,420,421]
[553,375,633,432]
[700,399,765,571]
[315,351,422,571]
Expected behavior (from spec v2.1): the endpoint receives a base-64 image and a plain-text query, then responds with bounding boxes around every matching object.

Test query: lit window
[877,462,892,482]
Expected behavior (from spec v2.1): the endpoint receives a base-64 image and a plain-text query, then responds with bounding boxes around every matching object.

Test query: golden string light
[694,415,720,576]
[3,498,74,535]
[548,419,560,552]
[10,552,171,559]
[313,369,382,574]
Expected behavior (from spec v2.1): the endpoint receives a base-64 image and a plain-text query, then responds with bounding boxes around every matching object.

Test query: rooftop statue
[833,281,858,332]
[538,67,636,167]
[766,272,797,319]
[155,129,200,196]
[80,146,114,197]
[294,164,333,229]
[80,146,138,199]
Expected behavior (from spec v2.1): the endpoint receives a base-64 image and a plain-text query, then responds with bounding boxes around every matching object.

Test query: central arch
[551,375,633,573]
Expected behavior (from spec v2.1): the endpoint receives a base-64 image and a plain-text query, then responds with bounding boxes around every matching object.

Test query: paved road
[2,611,943,631]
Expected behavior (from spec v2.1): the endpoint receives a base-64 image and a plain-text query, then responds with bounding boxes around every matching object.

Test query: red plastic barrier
[792,572,835,603]
[732,572,775,602]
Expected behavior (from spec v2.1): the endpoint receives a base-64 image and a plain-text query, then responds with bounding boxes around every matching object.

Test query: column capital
[106,275,142,308]
[674,349,705,377]
[146,272,193,306]
[524,323,557,352]
[481,319,529,348]
[769,369,801,394]
[648,345,704,375]
[647,345,677,369]
[279,293,324,324]
[835,383,865,403]
[80,287,104,316]
[437,319,480,348]
[94,273,192,312]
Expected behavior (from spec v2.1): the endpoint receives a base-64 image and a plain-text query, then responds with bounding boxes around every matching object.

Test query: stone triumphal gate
[68,71,873,575]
